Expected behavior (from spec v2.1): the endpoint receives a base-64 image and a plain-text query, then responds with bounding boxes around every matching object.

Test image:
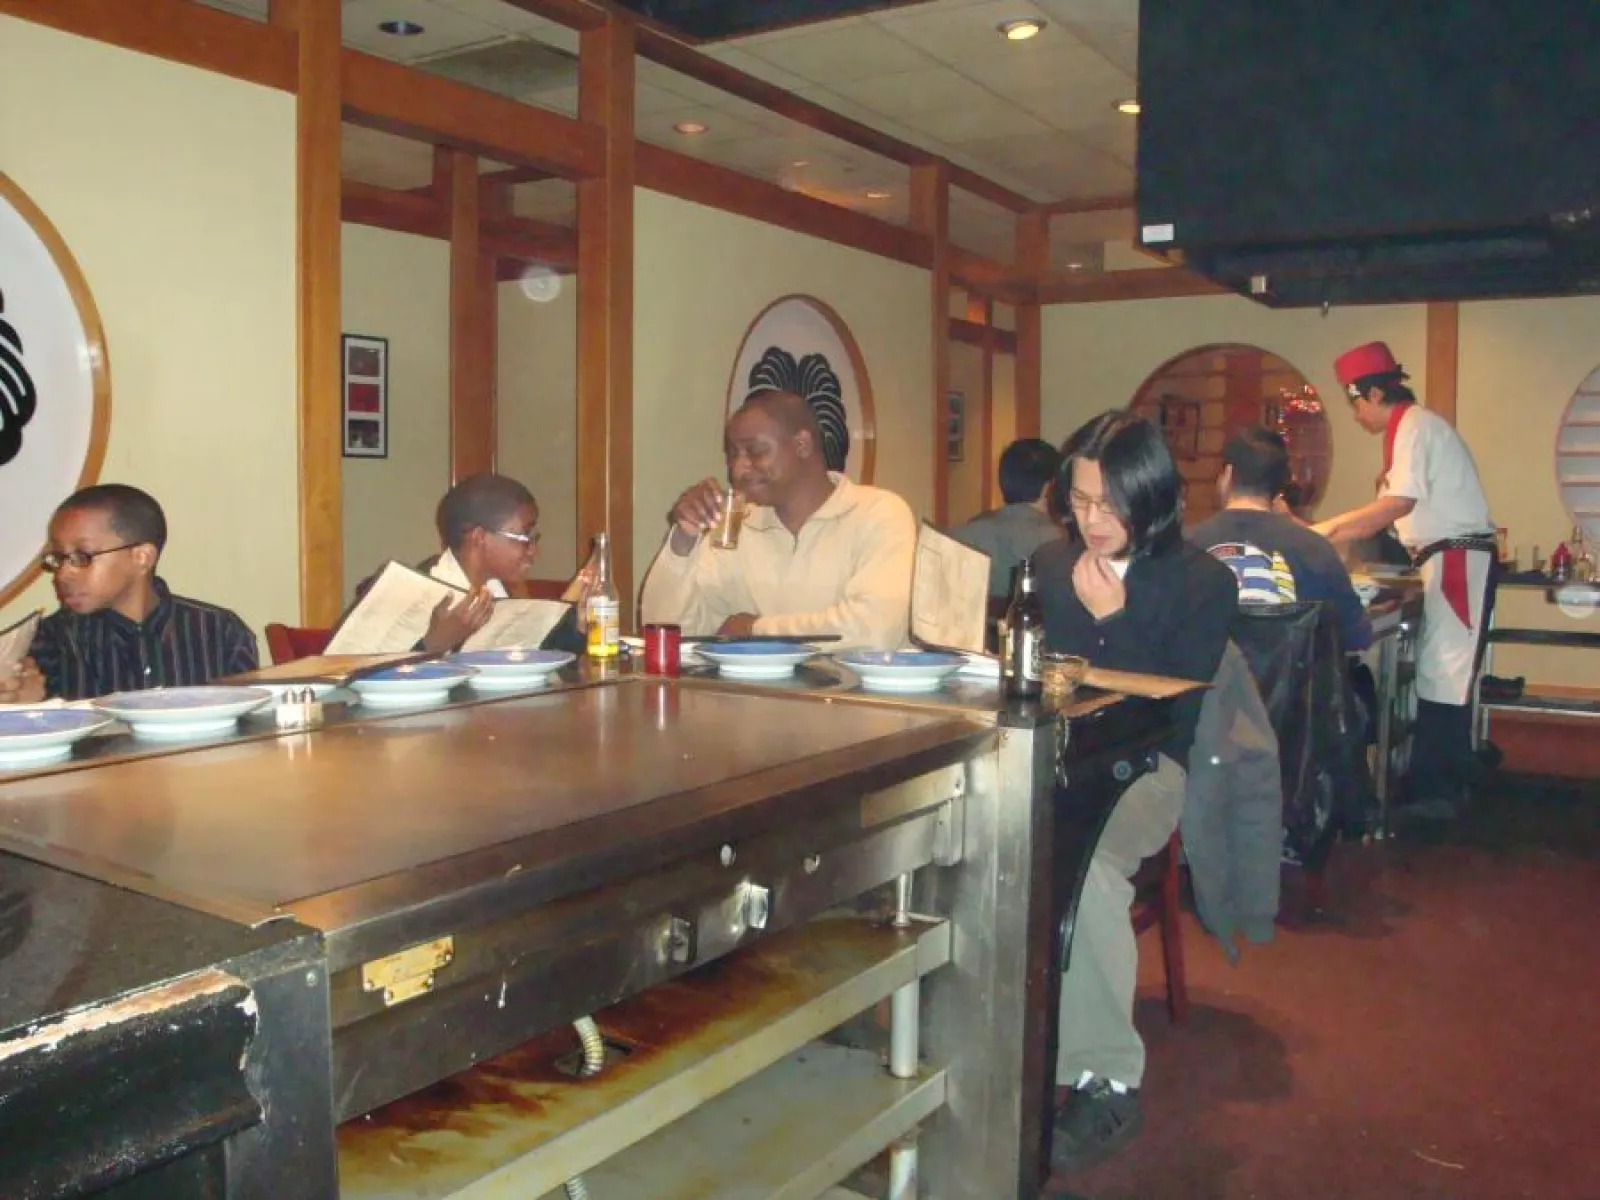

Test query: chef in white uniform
[1314,341,1496,820]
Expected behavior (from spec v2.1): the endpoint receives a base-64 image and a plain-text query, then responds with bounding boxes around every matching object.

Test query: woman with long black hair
[1035,409,1237,1173]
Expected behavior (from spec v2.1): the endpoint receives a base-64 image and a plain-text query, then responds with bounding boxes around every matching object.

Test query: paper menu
[911,523,990,656]
[324,562,571,655]
[0,610,41,673]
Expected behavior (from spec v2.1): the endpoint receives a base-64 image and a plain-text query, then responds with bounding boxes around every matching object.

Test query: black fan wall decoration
[0,288,39,467]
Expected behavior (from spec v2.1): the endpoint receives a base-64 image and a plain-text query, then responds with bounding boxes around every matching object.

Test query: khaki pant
[1056,754,1188,1089]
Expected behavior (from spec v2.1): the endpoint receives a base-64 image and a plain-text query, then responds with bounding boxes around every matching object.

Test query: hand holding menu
[0,611,41,674]
[911,523,990,655]
[325,562,571,655]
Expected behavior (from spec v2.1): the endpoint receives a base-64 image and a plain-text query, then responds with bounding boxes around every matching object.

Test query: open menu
[911,522,991,656]
[0,610,41,674]
[324,561,571,656]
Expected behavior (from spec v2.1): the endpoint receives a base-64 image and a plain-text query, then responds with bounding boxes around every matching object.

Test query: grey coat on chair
[1180,641,1283,950]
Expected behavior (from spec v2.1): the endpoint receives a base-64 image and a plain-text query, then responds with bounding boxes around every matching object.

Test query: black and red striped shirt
[31,578,259,700]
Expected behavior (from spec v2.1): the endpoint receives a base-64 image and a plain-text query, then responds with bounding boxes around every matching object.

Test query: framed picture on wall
[342,333,387,459]
[947,391,965,463]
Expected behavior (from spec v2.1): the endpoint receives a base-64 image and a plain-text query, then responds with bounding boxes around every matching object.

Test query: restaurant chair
[265,623,332,665]
[1131,832,1188,1022]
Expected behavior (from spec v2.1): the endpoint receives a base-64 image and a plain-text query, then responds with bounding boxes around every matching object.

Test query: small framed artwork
[1155,394,1201,461]
[947,390,965,463]
[342,333,388,459]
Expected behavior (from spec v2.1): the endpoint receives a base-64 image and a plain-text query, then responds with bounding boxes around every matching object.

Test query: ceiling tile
[1031,0,1139,26]
[952,39,1130,106]
[699,46,816,94]
[511,178,576,224]
[635,60,747,108]
[1051,206,1135,243]
[342,0,506,62]
[341,124,435,189]
[429,0,579,53]
[736,23,937,86]
[635,105,772,149]
[868,0,1055,65]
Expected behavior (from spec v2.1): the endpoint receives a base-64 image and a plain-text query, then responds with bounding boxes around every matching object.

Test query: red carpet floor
[1053,785,1600,1200]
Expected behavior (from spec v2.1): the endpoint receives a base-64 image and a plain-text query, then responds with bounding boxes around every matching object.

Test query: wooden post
[294,0,342,624]
[1426,301,1459,425]
[980,298,996,511]
[446,147,495,481]
[576,15,636,620]
[911,162,951,526]
[1014,210,1047,440]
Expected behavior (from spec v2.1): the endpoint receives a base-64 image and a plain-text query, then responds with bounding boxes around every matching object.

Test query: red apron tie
[1440,546,1473,629]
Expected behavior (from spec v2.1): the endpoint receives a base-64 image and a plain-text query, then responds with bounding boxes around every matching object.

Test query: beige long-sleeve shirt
[639,474,915,652]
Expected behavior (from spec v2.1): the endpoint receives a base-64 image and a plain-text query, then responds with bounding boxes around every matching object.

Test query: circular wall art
[726,295,876,484]
[0,173,112,607]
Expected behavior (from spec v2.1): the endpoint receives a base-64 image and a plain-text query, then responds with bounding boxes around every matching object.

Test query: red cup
[644,623,682,676]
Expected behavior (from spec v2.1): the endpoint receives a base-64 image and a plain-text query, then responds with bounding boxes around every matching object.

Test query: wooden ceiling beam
[950,317,1018,356]
[341,181,448,239]
[478,165,558,189]
[0,0,295,89]
[342,49,606,179]
[1042,194,1134,216]
[949,246,1036,306]
[636,143,930,268]
[947,164,1035,215]
[1038,266,1228,304]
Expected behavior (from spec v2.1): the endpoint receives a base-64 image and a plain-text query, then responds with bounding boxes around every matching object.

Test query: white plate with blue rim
[0,707,116,767]
[836,650,967,694]
[694,641,819,680]
[450,649,575,691]
[348,662,476,708]
[92,686,274,739]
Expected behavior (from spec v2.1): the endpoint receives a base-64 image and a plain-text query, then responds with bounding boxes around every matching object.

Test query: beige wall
[498,279,579,580]
[340,224,450,598]
[1043,290,1600,686]
[0,17,297,643]
[631,188,934,592]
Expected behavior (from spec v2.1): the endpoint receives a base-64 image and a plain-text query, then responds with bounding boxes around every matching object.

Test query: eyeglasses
[492,528,541,549]
[40,544,139,573]
[1068,490,1118,519]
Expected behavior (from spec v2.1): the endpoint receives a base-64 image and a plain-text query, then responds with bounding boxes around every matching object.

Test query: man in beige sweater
[640,389,915,652]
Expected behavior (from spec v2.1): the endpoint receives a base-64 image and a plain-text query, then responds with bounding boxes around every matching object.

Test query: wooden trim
[1426,301,1459,426]
[1038,266,1228,304]
[0,0,296,90]
[1042,194,1134,216]
[295,0,344,626]
[0,173,114,609]
[912,163,952,527]
[478,165,556,189]
[948,165,1033,215]
[267,0,298,32]
[576,17,636,623]
[497,0,608,31]
[949,246,1035,306]
[342,49,606,180]
[636,144,930,268]
[1016,209,1049,276]
[980,299,996,512]
[1015,303,1041,439]
[340,181,446,238]
[496,257,576,282]
[447,149,495,482]
[481,218,579,271]
[949,318,1018,356]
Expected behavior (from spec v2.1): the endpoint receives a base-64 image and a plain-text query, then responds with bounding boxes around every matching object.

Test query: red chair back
[265,623,333,665]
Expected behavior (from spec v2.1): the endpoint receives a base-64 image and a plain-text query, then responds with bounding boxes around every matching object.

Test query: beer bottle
[1003,556,1044,699]
[584,532,621,659]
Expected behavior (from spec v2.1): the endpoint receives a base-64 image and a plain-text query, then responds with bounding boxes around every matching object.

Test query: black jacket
[1035,538,1237,763]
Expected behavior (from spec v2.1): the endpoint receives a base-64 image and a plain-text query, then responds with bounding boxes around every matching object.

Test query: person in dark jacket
[1035,410,1236,1174]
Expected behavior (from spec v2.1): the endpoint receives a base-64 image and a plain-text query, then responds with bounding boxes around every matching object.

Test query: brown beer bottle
[1003,556,1044,699]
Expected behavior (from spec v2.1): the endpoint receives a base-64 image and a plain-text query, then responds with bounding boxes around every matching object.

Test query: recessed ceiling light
[378,19,424,36]
[998,18,1046,41]
[1066,261,1084,271]
[673,120,708,135]
[1116,98,1142,115]
[791,159,810,168]
[865,189,892,200]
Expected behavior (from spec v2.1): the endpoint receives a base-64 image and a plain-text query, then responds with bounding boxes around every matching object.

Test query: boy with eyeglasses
[0,483,257,703]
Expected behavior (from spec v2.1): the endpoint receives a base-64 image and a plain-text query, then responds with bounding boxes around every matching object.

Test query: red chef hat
[1333,341,1402,388]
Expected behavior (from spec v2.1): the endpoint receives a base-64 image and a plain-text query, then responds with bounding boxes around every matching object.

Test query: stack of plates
[450,649,574,692]
[836,651,967,694]
[0,708,114,767]
[349,662,475,709]
[93,687,274,739]
[695,641,818,680]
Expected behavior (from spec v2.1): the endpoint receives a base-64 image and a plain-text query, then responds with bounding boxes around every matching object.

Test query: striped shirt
[31,579,259,700]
